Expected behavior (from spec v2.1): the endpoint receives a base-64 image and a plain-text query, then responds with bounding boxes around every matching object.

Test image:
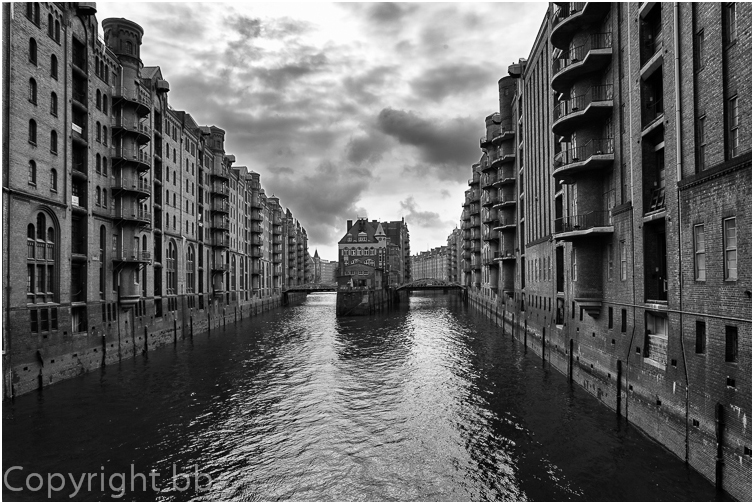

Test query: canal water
[3,293,721,501]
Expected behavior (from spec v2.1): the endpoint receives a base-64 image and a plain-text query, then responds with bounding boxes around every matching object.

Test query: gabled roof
[338,218,380,245]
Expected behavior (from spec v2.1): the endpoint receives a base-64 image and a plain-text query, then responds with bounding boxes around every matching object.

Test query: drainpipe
[623,2,639,421]
[673,1,691,464]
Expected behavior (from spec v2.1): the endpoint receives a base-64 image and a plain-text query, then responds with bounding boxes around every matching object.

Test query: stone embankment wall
[466,290,749,501]
[5,293,308,399]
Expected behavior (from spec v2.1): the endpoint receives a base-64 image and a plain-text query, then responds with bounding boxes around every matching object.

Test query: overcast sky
[97,2,546,261]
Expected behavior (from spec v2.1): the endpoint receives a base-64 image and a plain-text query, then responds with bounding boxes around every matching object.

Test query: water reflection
[2,293,719,501]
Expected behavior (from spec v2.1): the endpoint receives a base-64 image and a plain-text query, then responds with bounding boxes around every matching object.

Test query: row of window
[27,47,58,79]
[27,118,58,154]
[27,212,57,305]
[26,4,61,42]
[694,217,738,281]
[28,161,57,192]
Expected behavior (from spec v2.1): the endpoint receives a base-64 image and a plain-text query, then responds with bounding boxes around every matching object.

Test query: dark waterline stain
[3,293,721,501]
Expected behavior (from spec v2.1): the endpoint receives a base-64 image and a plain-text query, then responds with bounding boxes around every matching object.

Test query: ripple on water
[2,293,721,501]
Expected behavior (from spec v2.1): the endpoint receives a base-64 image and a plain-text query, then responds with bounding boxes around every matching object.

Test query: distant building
[411,247,448,281]
[381,218,411,284]
[338,218,388,285]
[446,228,463,283]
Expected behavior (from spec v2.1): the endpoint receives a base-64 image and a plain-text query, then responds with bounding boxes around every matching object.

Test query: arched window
[50,54,58,79]
[54,20,60,43]
[102,95,108,115]
[104,64,109,84]
[95,186,101,206]
[29,38,37,65]
[95,56,100,77]
[28,160,36,185]
[102,157,108,176]
[47,14,54,38]
[27,210,56,304]
[103,126,108,146]
[96,121,101,142]
[50,130,57,154]
[32,3,40,25]
[50,92,58,116]
[29,78,37,104]
[102,189,107,208]
[125,40,133,55]
[50,169,57,192]
[96,153,101,174]
[96,90,101,110]
[231,255,236,291]
[186,246,195,294]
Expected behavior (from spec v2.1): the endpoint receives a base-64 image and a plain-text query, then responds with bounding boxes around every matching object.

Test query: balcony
[493,191,517,209]
[112,86,152,116]
[482,194,498,207]
[469,204,480,216]
[552,84,613,136]
[250,211,262,221]
[211,262,229,273]
[113,208,151,226]
[480,136,492,149]
[250,247,262,258]
[553,210,613,241]
[551,3,610,50]
[641,96,664,131]
[211,236,229,248]
[211,169,230,181]
[494,250,516,262]
[494,166,516,187]
[113,248,152,264]
[211,185,230,196]
[212,219,230,231]
[553,138,614,182]
[493,218,517,232]
[551,33,613,94]
[468,176,480,186]
[250,197,262,209]
[484,257,499,267]
[113,176,151,198]
[250,223,263,234]
[482,211,498,224]
[112,148,151,172]
[71,123,88,145]
[482,174,497,189]
[491,123,515,144]
[112,119,151,144]
[490,149,516,168]
[211,200,230,214]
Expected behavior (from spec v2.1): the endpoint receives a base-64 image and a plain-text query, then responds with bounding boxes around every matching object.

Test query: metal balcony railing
[114,248,152,262]
[554,210,611,233]
[554,84,614,121]
[553,32,613,75]
[553,2,585,25]
[554,138,614,168]
[114,176,151,195]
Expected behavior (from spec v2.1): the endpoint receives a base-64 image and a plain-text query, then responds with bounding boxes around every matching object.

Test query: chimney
[347,220,352,231]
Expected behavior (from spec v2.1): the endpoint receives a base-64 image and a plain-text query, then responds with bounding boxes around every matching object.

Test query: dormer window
[347,235,352,242]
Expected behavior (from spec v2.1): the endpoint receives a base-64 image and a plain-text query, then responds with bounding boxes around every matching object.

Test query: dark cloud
[342,65,399,106]
[228,15,262,38]
[410,63,497,103]
[399,196,454,229]
[255,52,329,89]
[263,161,374,246]
[440,189,451,199]
[368,3,419,24]
[376,108,479,180]
[345,134,387,165]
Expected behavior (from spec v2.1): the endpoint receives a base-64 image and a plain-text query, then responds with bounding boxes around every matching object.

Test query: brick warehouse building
[1,4,312,398]
[460,3,751,499]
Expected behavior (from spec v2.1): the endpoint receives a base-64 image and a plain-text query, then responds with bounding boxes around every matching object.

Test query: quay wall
[3,292,308,399]
[466,290,750,501]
